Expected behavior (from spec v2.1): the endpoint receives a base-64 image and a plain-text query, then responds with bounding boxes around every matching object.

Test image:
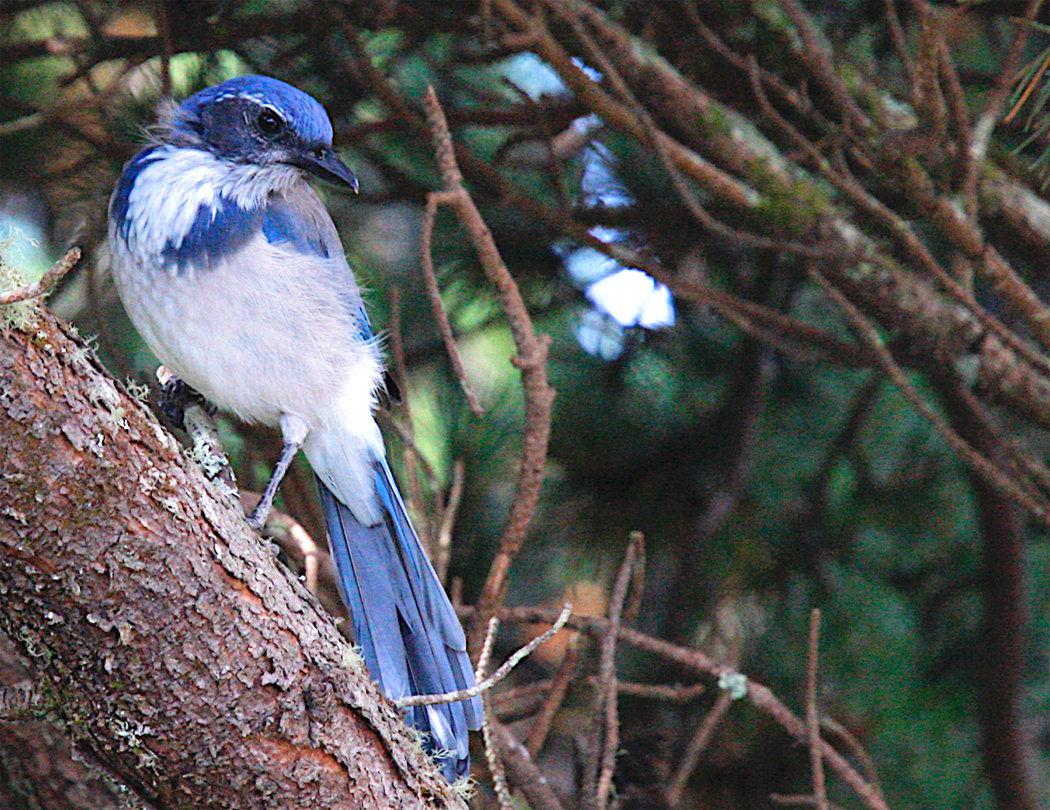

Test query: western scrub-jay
[107,75,480,781]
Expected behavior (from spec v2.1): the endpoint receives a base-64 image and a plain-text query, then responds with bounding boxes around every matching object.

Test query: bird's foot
[245,502,270,532]
[158,371,215,430]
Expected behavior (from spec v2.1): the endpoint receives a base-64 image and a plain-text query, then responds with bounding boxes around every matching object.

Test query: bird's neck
[113,145,305,265]
[159,145,303,209]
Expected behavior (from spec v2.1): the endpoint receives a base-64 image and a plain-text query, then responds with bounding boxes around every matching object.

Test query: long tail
[317,456,481,781]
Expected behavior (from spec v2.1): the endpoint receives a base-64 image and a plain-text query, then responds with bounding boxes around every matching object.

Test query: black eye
[256,108,284,136]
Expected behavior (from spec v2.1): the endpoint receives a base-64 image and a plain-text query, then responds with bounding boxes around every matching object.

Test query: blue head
[170,75,357,191]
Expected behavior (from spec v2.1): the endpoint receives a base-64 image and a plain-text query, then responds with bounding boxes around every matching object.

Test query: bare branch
[0,247,80,305]
[806,609,829,810]
[396,604,572,709]
[421,85,556,655]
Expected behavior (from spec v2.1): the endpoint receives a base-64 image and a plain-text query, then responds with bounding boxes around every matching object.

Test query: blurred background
[2,1,1050,808]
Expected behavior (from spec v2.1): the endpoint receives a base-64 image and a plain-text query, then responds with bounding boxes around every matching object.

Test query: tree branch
[0,312,461,809]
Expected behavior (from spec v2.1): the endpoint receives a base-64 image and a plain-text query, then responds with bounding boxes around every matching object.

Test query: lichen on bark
[0,311,462,809]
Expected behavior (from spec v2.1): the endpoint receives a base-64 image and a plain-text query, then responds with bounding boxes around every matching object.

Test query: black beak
[289,147,359,192]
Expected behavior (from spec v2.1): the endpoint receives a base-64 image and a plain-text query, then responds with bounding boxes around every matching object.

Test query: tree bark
[0,312,461,809]
[0,633,148,810]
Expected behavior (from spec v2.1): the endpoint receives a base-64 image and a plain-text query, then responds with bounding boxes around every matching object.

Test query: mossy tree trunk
[0,311,460,810]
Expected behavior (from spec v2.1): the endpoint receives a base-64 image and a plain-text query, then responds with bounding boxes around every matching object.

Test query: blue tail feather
[317,456,481,781]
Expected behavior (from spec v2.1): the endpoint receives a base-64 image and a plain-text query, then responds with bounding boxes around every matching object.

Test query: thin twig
[422,85,555,657]
[436,459,466,585]
[526,632,582,757]
[665,691,734,807]
[0,247,81,305]
[622,530,645,626]
[490,718,566,810]
[588,536,640,809]
[967,0,1044,194]
[557,5,830,259]
[884,0,914,82]
[775,0,874,133]
[820,718,884,798]
[460,604,890,810]
[419,193,485,418]
[395,603,572,709]
[748,56,1050,382]
[809,267,1050,528]
[476,615,500,682]
[384,286,432,547]
[807,609,828,810]
[477,617,513,810]
[771,794,845,809]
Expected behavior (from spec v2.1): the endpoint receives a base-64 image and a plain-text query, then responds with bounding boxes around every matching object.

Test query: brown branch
[939,383,1041,810]
[981,0,1045,124]
[490,719,566,810]
[884,0,914,82]
[525,633,582,757]
[558,4,829,257]
[385,286,432,545]
[421,85,556,656]
[665,690,734,807]
[819,718,883,798]
[585,536,640,810]
[806,609,829,810]
[0,312,461,808]
[462,605,889,810]
[808,266,1050,528]
[491,0,762,213]
[912,3,948,144]
[773,0,874,133]
[476,618,513,810]
[935,19,976,220]
[435,459,466,586]
[967,0,1045,205]
[419,195,485,418]
[747,56,1050,382]
[0,247,81,305]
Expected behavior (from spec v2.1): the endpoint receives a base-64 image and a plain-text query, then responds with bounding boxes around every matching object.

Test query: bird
[107,74,481,781]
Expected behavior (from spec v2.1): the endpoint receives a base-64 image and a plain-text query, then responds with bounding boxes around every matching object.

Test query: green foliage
[1008,27,1050,188]
[3,1,1049,807]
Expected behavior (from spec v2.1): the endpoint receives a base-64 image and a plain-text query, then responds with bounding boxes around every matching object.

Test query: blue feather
[317,454,480,782]
[262,201,329,258]
[162,196,261,273]
[110,147,164,242]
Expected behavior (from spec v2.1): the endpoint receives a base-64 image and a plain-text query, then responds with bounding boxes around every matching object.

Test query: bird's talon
[246,508,267,531]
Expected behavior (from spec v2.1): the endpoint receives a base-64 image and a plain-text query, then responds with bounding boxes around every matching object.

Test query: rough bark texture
[0,633,146,810]
[0,312,461,809]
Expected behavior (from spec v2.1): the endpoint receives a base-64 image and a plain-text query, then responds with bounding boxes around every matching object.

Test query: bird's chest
[111,242,374,427]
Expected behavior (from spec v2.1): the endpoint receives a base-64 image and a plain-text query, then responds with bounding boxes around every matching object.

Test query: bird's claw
[245,505,268,532]
[158,376,215,430]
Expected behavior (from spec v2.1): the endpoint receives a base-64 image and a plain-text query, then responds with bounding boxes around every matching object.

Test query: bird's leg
[246,414,309,531]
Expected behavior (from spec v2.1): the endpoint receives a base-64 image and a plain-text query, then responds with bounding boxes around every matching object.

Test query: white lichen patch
[88,379,130,432]
[0,254,39,331]
[340,644,365,671]
[124,377,151,403]
[112,713,160,772]
[188,433,227,479]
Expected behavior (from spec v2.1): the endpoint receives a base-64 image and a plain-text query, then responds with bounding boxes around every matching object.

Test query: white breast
[108,153,383,430]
